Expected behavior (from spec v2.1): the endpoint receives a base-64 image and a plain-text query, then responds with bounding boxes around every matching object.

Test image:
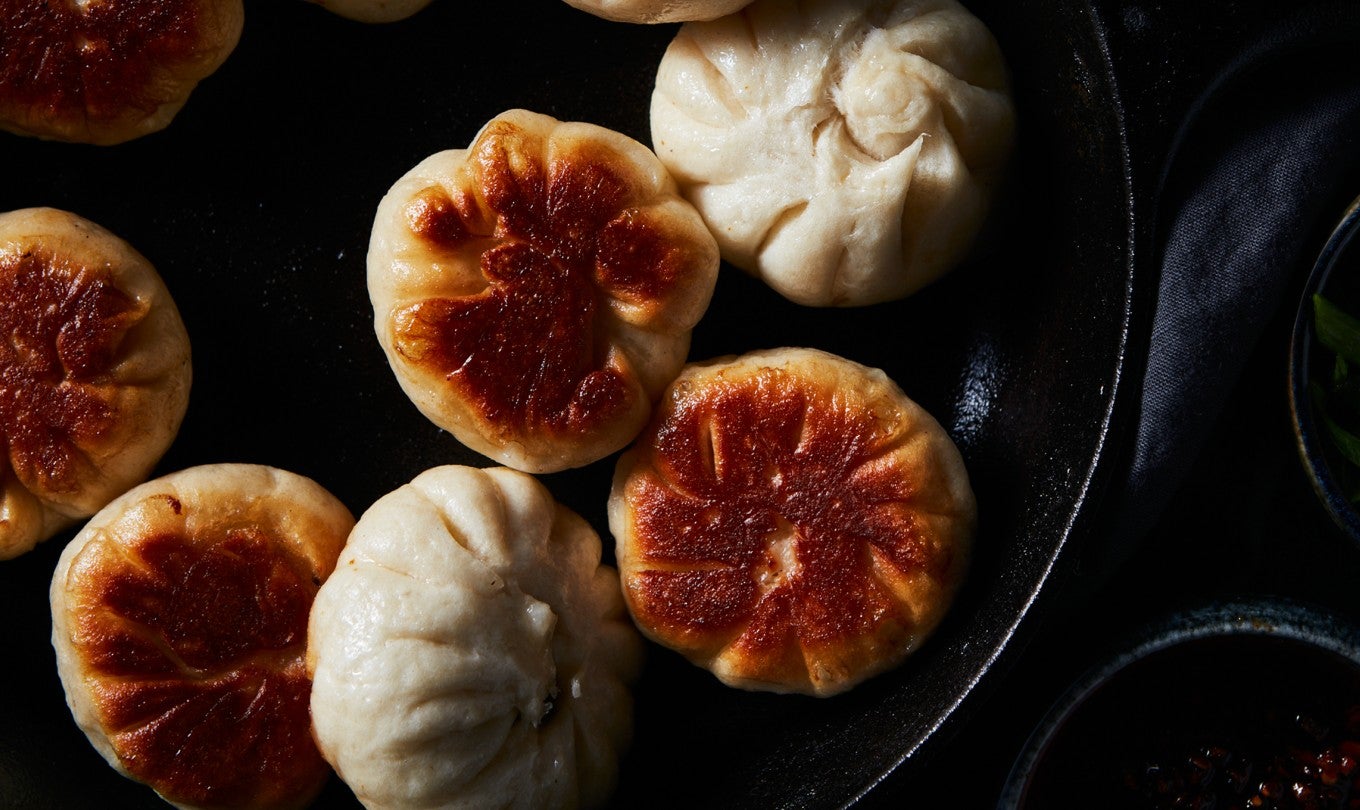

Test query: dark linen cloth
[1099,38,1360,566]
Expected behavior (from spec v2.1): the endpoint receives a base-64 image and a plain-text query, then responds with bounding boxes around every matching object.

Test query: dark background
[0,0,1357,808]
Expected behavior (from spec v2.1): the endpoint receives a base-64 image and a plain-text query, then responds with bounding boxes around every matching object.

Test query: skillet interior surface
[0,0,1136,806]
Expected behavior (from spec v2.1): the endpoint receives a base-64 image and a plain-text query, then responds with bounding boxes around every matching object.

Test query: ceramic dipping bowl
[998,598,1360,809]
[1290,193,1360,545]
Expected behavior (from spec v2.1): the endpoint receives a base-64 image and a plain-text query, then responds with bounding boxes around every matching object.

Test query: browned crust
[392,124,688,440]
[0,208,191,560]
[370,110,719,473]
[0,0,244,144]
[0,247,144,499]
[610,348,975,696]
[51,465,354,810]
[73,528,322,808]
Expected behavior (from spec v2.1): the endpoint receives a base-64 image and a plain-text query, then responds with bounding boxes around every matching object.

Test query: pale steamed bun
[308,465,643,810]
[650,0,1015,306]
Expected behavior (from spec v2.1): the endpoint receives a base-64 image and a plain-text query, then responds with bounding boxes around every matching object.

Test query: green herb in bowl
[1310,293,1360,499]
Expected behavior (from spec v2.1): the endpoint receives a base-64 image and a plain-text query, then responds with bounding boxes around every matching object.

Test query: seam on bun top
[651,0,1015,306]
[308,464,643,809]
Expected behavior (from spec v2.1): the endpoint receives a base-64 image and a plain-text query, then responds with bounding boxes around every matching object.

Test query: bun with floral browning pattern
[368,109,719,473]
[610,348,974,696]
[0,0,242,144]
[50,464,354,809]
[0,208,190,560]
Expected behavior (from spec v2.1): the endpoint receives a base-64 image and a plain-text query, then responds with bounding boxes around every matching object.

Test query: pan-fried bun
[610,348,975,696]
[309,465,642,809]
[369,109,719,473]
[0,208,190,560]
[0,0,243,145]
[651,0,1014,306]
[50,464,354,810]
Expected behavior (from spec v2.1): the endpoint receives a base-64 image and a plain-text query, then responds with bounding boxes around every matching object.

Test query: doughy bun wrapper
[651,0,1014,306]
[309,465,643,809]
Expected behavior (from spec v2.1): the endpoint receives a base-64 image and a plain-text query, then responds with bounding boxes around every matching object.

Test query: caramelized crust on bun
[610,348,975,696]
[0,0,243,144]
[369,109,719,473]
[0,208,190,560]
[50,464,354,810]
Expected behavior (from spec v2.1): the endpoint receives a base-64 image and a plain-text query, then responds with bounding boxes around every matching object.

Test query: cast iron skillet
[0,0,1136,806]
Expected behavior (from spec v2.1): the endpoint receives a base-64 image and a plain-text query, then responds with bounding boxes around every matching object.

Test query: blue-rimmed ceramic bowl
[1290,193,1360,544]
[998,598,1360,808]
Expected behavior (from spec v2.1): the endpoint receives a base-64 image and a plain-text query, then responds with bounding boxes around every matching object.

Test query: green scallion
[1314,293,1360,365]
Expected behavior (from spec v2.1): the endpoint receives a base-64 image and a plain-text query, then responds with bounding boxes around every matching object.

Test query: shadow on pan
[0,0,1136,807]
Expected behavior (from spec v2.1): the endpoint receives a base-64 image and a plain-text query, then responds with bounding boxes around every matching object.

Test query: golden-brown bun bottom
[610,348,975,696]
[50,464,354,810]
[0,207,191,560]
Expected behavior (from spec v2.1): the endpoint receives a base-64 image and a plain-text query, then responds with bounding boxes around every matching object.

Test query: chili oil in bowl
[999,599,1360,809]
